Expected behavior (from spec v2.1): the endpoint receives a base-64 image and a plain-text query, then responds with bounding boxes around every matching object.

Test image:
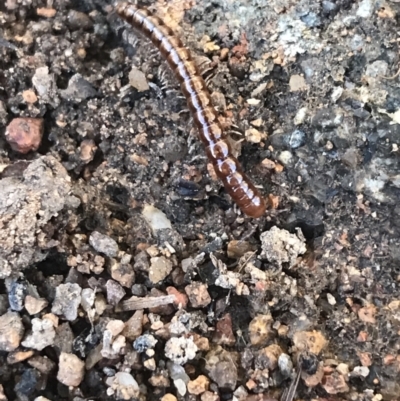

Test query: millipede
[116,2,267,218]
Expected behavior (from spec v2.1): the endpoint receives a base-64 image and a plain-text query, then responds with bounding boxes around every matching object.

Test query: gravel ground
[1,0,400,400]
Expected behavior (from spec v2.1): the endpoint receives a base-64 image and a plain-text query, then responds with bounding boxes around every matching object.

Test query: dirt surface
[1,0,400,400]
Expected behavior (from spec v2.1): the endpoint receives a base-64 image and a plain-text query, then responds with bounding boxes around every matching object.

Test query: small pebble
[322,372,350,394]
[286,129,306,149]
[173,378,187,397]
[358,305,377,324]
[255,344,283,371]
[67,10,93,30]
[106,372,140,400]
[143,358,156,370]
[331,87,343,103]
[81,288,95,311]
[213,313,236,346]
[166,287,188,309]
[185,282,211,308]
[22,89,38,103]
[327,293,336,306]
[79,139,97,164]
[149,256,173,284]
[142,205,172,232]
[122,310,144,341]
[57,352,85,387]
[336,363,350,375]
[261,158,276,170]
[278,353,293,378]
[294,107,308,125]
[51,283,82,321]
[248,314,273,346]
[358,351,372,367]
[7,280,27,312]
[245,128,265,143]
[260,226,306,267]
[133,334,158,352]
[129,66,150,92]
[341,147,360,169]
[5,118,43,154]
[356,0,374,18]
[0,311,24,351]
[36,7,56,17]
[277,150,293,165]
[24,295,48,315]
[293,330,328,355]
[205,346,237,391]
[32,66,59,106]
[351,366,370,378]
[106,280,126,306]
[111,258,135,288]
[21,317,56,351]
[89,231,119,258]
[60,73,97,102]
[15,369,39,397]
[227,240,254,258]
[187,375,210,395]
[165,336,198,365]
[107,319,125,337]
[289,75,307,91]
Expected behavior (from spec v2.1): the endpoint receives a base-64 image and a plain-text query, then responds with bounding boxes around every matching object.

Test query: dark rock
[14,368,40,397]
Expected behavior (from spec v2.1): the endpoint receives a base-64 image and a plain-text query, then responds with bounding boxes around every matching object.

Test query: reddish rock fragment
[166,286,188,308]
[213,313,236,346]
[5,118,43,154]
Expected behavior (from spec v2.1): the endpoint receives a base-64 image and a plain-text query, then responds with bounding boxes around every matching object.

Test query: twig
[119,295,176,311]
[379,65,400,80]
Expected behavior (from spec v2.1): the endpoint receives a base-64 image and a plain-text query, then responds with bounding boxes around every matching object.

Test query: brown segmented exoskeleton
[116,2,267,218]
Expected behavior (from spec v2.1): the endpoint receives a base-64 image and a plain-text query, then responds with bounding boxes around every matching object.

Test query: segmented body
[116,2,266,218]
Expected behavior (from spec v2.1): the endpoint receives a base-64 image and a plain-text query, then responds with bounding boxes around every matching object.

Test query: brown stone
[5,117,43,154]
[188,375,210,395]
[213,313,236,346]
[255,344,283,371]
[322,372,350,394]
[293,330,327,355]
[122,310,144,341]
[185,282,211,308]
[248,314,274,346]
